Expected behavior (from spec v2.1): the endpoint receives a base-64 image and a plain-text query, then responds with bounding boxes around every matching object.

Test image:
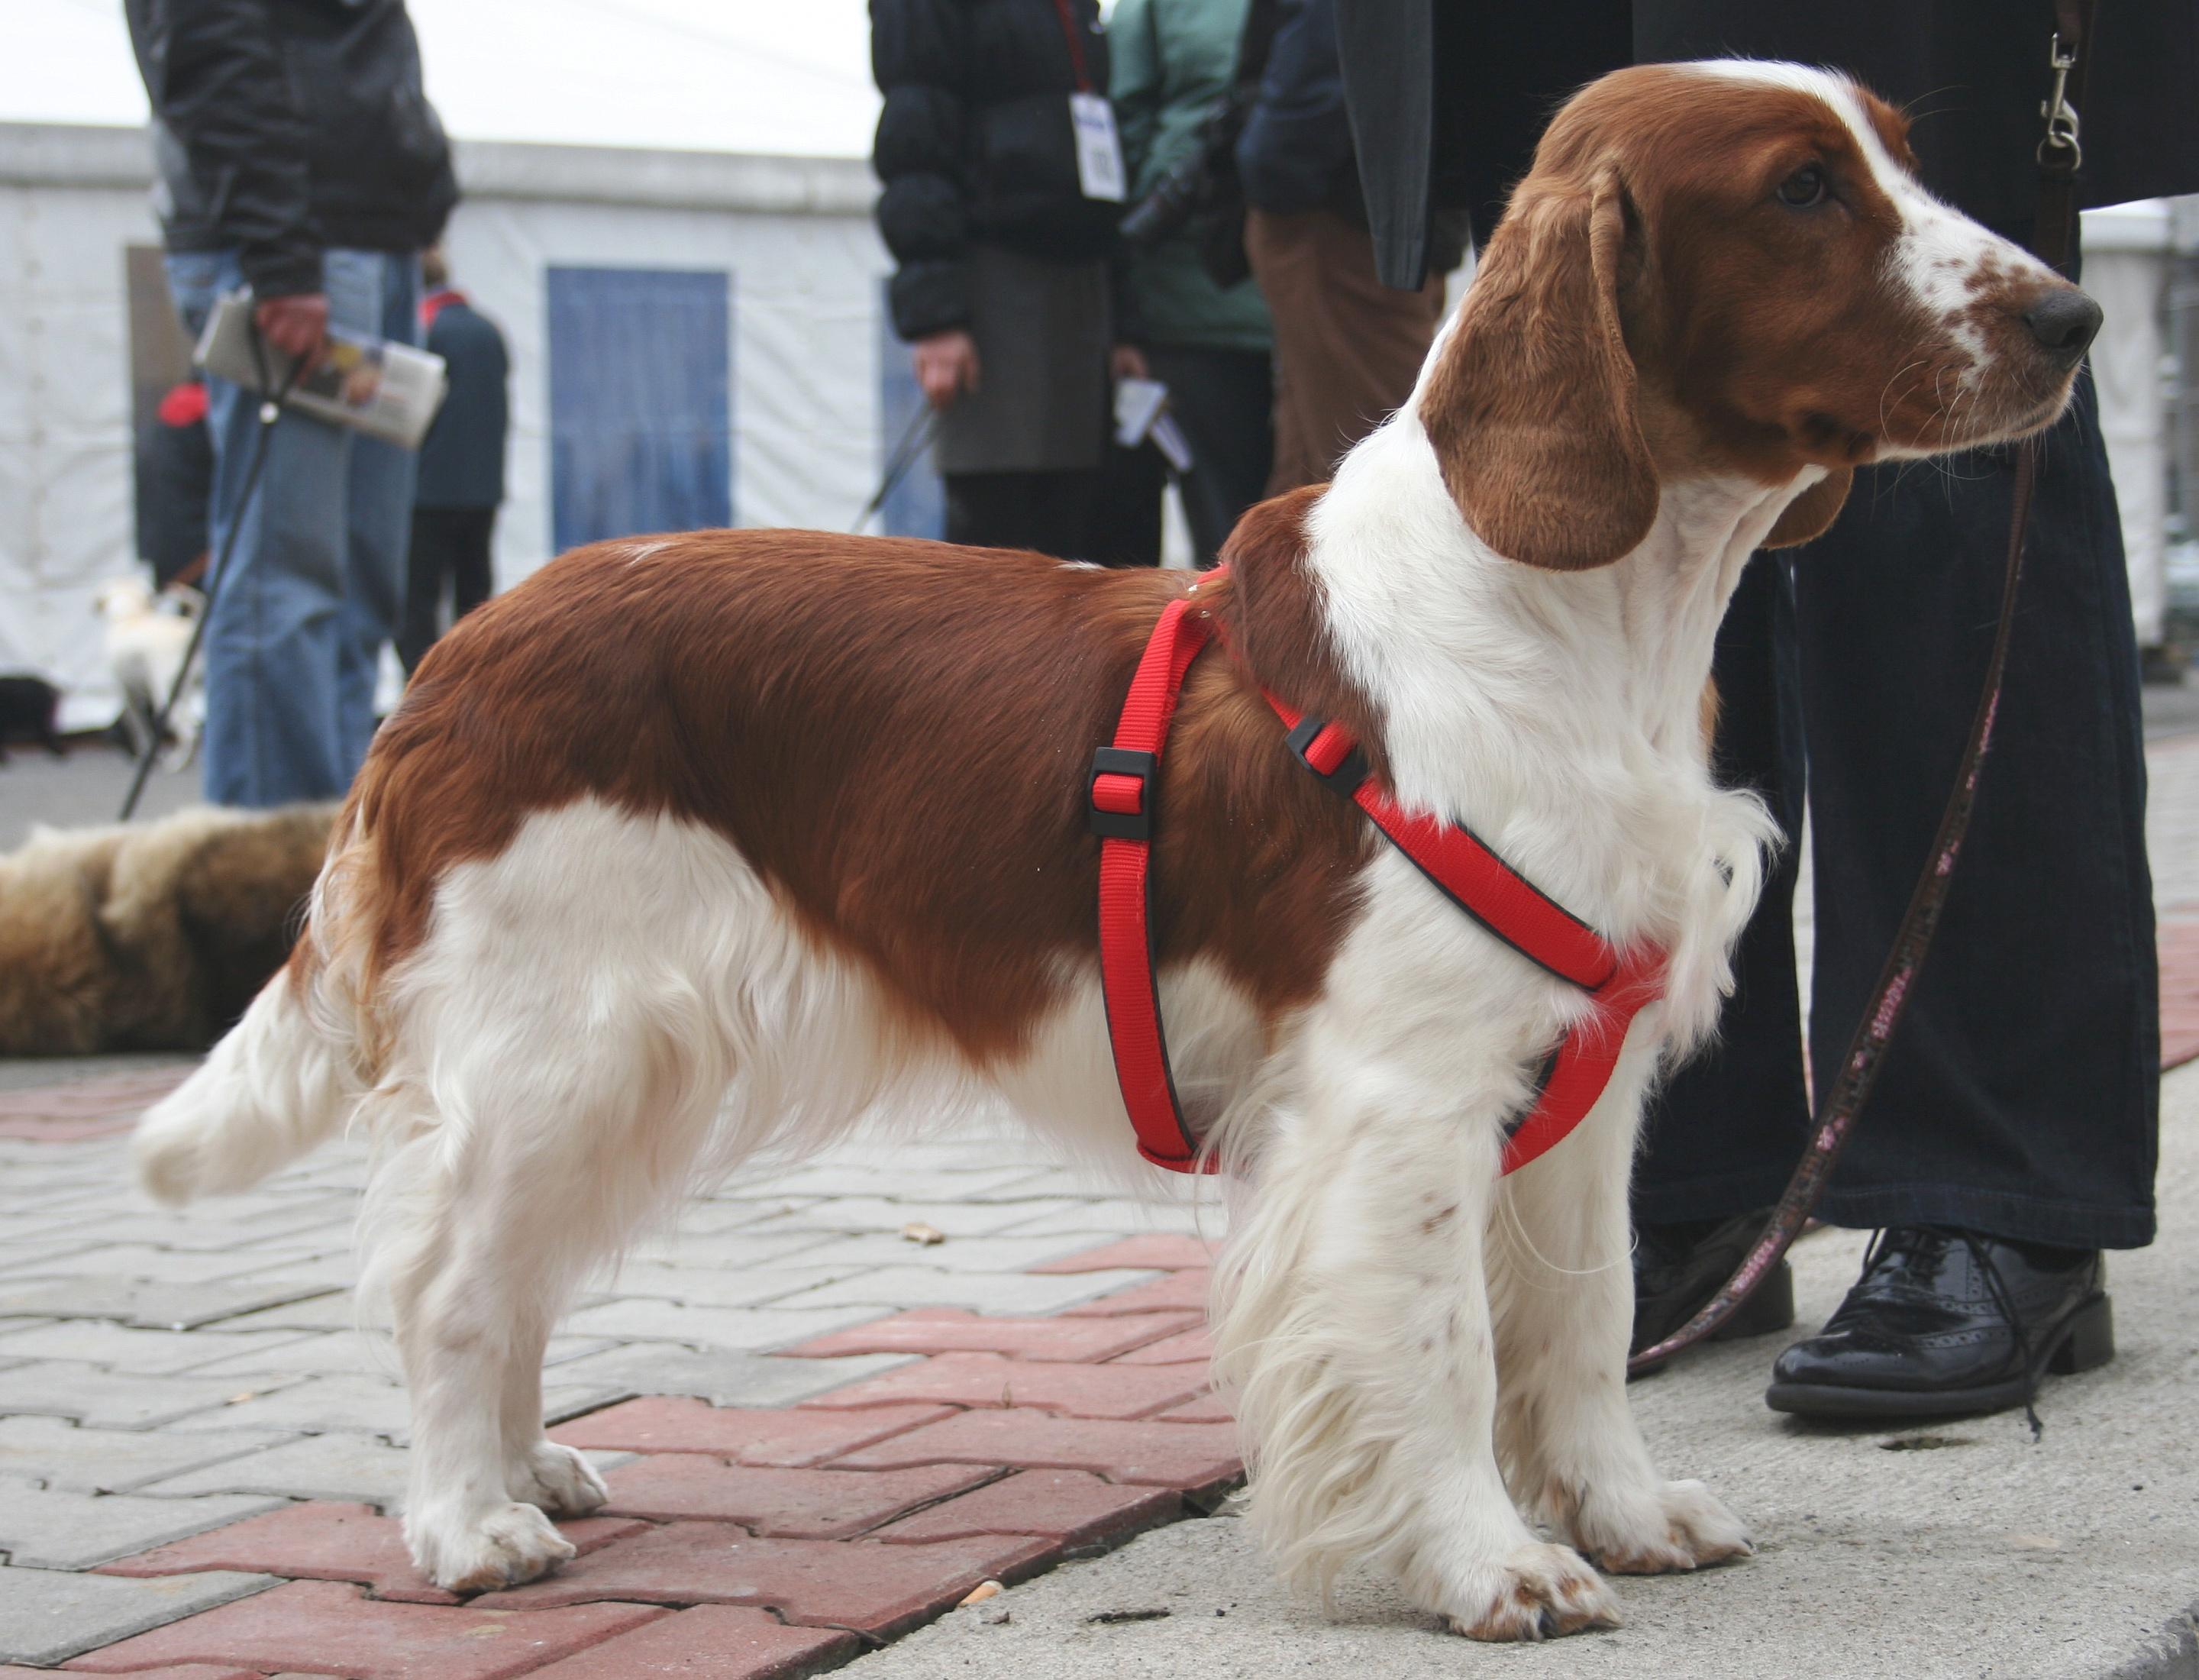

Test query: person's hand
[254,292,330,373]
[915,329,980,409]
[1109,343,1150,383]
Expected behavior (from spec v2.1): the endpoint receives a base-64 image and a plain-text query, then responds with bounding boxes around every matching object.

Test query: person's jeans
[1636,365,2159,1250]
[165,248,419,807]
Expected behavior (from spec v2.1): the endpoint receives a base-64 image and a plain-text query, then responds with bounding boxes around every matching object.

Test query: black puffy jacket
[126,0,457,299]
[871,0,1122,342]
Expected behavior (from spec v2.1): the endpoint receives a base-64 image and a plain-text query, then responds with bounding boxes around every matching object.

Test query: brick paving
[0,731,2192,1674]
[0,1071,1231,1676]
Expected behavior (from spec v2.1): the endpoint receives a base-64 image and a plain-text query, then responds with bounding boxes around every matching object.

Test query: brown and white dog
[134,63,2100,1637]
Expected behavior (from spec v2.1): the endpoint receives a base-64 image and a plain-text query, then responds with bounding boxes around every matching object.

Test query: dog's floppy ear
[1763,467,1852,548]
[1420,168,1656,570]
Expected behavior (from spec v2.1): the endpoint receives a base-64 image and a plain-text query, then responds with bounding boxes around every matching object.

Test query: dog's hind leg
[1488,1048,1751,1577]
[371,1006,728,1593]
[1213,1055,1621,1642]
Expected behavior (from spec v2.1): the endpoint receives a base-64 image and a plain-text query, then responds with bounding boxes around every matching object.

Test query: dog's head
[1419,60,2101,570]
[91,578,157,623]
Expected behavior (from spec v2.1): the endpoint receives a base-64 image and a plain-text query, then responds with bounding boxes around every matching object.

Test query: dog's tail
[134,808,381,1205]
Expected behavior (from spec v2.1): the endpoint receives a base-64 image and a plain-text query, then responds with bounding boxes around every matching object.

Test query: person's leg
[399,507,450,677]
[1146,344,1274,562]
[1633,552,1812,1220]
[945,472,1040,551]
[166,249,353,807]
[451,508,496,622]
[1794,364,2158,1251]
[1245,212,1326,496]
[1087,447,1164,567]
[330,250,421,777]
[1258,209,1444,488]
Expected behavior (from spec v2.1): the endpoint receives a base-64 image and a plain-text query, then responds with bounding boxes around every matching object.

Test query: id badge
[1070,92,1127,203]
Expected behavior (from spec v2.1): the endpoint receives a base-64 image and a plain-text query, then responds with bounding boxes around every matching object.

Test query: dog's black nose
[2023,288,2103,366]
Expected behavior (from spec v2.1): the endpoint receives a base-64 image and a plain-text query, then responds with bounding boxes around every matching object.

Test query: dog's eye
[1776,165,1828,208]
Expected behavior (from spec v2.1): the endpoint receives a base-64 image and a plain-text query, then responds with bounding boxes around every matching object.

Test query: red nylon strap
[1095,594,1219,1171]
[1093,579,1664,1178]
[1264,695,1616,991]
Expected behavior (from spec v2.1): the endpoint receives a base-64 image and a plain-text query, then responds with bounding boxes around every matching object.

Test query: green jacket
[1109,0,1274,353]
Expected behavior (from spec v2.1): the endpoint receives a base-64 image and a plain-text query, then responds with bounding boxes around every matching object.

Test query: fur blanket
[0,803,337,1055]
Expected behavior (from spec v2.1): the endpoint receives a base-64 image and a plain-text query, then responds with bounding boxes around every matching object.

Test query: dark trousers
[1149,344,1274,563]
[1636,368,2159,1251]
[1085,347,1277,570]
[945,470,1101,561]
[399,505,496,676]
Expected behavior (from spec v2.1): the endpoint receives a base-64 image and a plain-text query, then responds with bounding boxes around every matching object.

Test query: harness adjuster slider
[1285,714,1370,793]
[1089,747,1158,842]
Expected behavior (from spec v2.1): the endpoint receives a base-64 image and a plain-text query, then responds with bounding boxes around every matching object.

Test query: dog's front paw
[1574,1478,1752,1575]
[407,1500,576,1593]
[1441,1541,1620,1641]
[510,1440,610,1517]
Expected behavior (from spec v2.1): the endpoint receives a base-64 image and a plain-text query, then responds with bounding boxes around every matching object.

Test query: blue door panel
[549,267,732,551]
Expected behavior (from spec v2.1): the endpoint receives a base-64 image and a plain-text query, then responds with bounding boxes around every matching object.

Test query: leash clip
[2036,32,2082,170]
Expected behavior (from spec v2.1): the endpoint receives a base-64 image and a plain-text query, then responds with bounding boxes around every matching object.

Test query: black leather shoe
[1765,1227,2113,1420]
[1630,1209,1795,1368]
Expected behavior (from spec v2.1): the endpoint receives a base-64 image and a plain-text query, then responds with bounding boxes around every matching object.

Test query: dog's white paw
[510,1440,610,1517]
[1440,1540,1621,1641]
[1572,1478,1752,1575]
[407,1500,576,1593]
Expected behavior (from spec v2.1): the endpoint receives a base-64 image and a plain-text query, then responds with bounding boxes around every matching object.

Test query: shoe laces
[1857,1226,2044,1439]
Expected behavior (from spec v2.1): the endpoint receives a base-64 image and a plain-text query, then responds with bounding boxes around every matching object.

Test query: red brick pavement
[82,1231,1239,1678]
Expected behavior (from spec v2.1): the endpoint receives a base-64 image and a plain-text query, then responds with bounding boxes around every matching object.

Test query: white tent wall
[0,126,153,732]
[0,124,896,733]
[2084,201,2172,651]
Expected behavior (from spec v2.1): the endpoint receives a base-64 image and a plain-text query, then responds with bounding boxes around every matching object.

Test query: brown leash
[1628,1,2098,1375]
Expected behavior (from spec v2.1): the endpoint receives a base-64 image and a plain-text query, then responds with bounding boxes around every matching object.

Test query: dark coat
[1334,0,2199,289]
[871,0,1122,341]
[414,295,509,512]
[125,0,457,299]
[1235,0,1358,218]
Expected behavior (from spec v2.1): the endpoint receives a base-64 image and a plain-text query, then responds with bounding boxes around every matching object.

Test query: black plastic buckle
[1089,747,1158,841]
[1285,715,1369,794]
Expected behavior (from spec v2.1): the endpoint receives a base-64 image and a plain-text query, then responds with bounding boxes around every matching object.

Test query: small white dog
[93,578,204,771]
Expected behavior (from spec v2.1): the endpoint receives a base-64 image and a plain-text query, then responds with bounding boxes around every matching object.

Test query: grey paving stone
[992,1196,1220,1238]
[182,1328,615,1381]
[0,1320,328,1376]
[624,1228,842,1268]
[137,1430,631,1507]
[212,1294,373,1334]
[20,1208,346,1253]
[557,1296,887,1352]
[765,1265,1163,1314]
[590,1260,866,1310]
[746,1195,1100,1238]
[0,1275,344,1331]
[0,1485,284,1569]
[0,1360,307,1430]
[0,1243,322,1284]
[770,1230,1120,1275]
[0,1563,277,1666]
[165,1372,413,1440]
[544,1344,915,1408]
[0,1416,296,1493]
[754,1161,1055,1200]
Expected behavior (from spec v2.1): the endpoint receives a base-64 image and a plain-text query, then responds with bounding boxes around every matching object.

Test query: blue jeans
[165,249,419,807]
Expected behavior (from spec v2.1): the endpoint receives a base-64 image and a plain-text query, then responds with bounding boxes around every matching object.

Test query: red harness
[1089,574,1665,1175]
